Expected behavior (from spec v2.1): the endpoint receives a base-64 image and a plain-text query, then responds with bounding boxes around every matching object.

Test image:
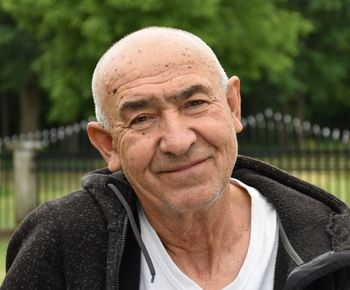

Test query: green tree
[292,0,350,129]
[0,0,310,125]
[0,12,42,135]
[250,0,350,129]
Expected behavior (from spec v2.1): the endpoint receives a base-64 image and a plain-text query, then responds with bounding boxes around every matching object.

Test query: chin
[162,189,222,213]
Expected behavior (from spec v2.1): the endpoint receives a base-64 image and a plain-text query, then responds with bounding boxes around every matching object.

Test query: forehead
[117,78,213,120]
[118,64,215,95]
[121,70,210,98]
[99,31,220,85]
[106,51,217,90]
[116,69,216,117]
[94,31,223,117]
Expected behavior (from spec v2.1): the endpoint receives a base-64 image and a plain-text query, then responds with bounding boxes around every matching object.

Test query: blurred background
[0,0,350,282]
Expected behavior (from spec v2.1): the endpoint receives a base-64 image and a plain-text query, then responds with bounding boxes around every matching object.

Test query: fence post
[12,141,43,224]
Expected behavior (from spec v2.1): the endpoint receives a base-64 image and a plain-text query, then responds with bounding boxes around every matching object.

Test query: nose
[159,114,197,156]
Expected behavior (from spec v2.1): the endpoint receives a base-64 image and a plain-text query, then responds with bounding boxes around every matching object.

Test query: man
[1,27,350,290]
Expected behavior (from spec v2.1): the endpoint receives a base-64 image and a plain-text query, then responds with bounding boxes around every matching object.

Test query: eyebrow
[119,98,157,120]
[166,84,211,103]
[118,84,210,118]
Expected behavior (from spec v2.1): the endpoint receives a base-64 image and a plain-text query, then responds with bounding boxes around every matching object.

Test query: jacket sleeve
[0,202,65,289]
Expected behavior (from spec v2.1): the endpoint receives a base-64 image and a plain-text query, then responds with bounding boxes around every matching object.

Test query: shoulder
[46,190,106,224]
[233,155,350,258]
[40,190,109,250]
[233,155,349,216]
[3,190,110,288]
[8,190,106,256]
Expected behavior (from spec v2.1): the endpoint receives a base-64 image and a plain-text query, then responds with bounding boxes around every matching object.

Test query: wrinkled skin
[88,28,250,289]
[90,28,242,215]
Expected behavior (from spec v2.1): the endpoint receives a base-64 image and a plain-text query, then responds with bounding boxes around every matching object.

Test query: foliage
[0,13,37,93]
[292,0,350,128]
[0,0,310,123]
[250,0,350,128]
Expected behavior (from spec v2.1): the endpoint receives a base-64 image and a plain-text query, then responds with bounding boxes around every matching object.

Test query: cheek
[111,126,126,151]
[117,133,155,173]
[200,112,235,145]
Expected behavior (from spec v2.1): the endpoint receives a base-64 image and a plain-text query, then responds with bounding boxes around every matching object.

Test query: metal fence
[238,109,350,202]
[0,121,104,231]
[0,110,349,232]
[0,150,14,230]
[34,122,105,203]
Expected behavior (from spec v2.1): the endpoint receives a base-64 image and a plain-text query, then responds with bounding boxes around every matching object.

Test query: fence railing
[0,151,14,230]
[0,110,349,232]
[36,152,105,203]
[238,109,350,203]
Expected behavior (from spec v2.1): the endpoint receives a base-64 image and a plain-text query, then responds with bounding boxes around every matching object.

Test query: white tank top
[138,178,279,290]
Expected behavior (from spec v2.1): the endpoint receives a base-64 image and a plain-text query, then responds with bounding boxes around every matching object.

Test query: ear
[226,76,243,133]
[87,122,121,172]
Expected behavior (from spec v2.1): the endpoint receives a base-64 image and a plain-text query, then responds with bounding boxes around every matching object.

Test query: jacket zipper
[115,215,129,290]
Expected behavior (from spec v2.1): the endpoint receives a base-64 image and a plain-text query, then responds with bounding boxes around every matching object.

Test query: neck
[141,182,251,289]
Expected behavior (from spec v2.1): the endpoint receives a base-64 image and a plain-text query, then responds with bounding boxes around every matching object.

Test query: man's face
[103,40,242,214]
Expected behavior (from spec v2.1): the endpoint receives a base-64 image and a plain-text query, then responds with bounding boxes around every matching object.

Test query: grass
[0,162,350,230]
[0,156,349,285]
[0,185,15,230]
[259,156,350,205]
[0,240,8,285]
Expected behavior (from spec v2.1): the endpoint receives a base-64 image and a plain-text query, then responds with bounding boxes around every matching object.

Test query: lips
[158,158,208,173]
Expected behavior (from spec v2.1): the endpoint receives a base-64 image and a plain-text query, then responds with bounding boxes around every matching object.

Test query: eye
[187,100,207,107]
[132,115,150,124]
[129,114,154,130]
[184,99,210,111]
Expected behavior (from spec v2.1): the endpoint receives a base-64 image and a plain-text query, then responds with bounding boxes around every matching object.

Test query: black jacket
[1,156,350,290]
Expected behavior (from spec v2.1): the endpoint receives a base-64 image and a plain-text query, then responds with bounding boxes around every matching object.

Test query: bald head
[92,27,228,129]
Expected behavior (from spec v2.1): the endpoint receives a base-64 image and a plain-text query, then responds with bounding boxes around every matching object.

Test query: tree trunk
[20,74,41,134]
[297,94,305,147]
[0,95,10,137]
[297,94,305,125]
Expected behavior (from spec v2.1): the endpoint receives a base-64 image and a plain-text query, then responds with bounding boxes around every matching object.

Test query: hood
[81,156,350,289]
[82,157,350,257]
[82,168,156,284]
[233,155,350,255]
[233,155,350,289]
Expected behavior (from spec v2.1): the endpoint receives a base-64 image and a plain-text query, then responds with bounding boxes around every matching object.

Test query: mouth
[159,158,208,174]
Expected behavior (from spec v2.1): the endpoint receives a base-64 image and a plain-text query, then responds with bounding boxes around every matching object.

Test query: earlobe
[226,76,243,133]
[87,122,121,172]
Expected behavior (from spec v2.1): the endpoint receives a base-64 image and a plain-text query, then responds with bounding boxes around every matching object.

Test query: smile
[159,158,208,174]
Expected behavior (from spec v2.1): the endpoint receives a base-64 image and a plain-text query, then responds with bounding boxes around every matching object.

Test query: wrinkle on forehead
[113,65,217,95]
[96,29,218,84]
[93,27,224,124]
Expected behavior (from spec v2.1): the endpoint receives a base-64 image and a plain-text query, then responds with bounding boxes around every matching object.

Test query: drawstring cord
[278,215,304,266]
[108,183,305,284]
[107,183,156,283]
